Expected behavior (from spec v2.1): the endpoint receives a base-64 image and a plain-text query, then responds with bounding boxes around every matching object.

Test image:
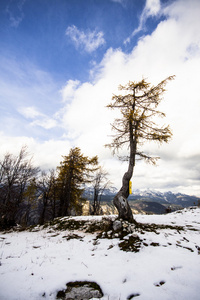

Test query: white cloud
[18,106,43,119]
[0,131,71,170]
[145,0,161,16]
[61,79,80,102]
[0,56,62,136]
[124,0,161,44]
[58,0,200,195]
[1,0,200,196]
[30,118,58,130]
[18,106,59,130]
[65,25,105,53]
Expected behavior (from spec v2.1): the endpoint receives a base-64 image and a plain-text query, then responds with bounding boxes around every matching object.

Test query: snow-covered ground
[0,207,200,300]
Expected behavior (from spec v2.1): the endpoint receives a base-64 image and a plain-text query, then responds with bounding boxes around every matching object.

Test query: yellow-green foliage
[106,76,175,163]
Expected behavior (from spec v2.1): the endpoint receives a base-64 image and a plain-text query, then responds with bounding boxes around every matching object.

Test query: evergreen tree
[57,147,98,216]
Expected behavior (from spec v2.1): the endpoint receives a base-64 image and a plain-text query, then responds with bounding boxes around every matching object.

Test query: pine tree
[57,147,98,216]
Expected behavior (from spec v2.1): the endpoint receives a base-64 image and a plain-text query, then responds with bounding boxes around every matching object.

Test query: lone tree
[106,76,174,223]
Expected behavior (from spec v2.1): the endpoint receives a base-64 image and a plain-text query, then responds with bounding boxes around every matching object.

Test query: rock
[131,233,139,238]
[129,224,136,232]
[113,220,122,231]
[101,232,106,238]
[122,223,129,228]
[57,281,103,300]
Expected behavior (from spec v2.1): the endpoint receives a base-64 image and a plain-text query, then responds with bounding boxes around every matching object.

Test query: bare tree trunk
[113,165,136,223]
[93,188,98,215]
[39,194,48,225]
[113,120,137,223]
[113,179,134,222]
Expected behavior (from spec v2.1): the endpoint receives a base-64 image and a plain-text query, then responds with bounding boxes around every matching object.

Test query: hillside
[0,207,200,299]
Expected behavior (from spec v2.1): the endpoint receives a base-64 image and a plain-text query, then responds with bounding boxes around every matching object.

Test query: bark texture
[113,120,137,223]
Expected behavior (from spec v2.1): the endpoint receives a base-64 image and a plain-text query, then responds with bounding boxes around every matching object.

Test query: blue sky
[1,0,200,196]
[0,0,147,82]
[0,0,151,139]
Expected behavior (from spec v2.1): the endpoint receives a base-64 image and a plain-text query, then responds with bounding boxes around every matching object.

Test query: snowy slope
[0,208,200,300]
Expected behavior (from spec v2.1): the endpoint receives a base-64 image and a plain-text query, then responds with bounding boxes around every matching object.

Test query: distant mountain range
[130,189,199,206]
[85,188,200,215]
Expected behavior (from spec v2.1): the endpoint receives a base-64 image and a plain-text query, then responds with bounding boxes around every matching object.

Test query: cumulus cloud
[65,25,105,53]
[61,80,80,102]
[1,0,200,195]
[59,0,200,195]
[0,131,71,170]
